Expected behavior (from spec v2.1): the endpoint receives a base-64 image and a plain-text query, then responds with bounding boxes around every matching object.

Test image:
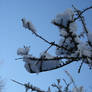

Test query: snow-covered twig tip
[21,18,36,33]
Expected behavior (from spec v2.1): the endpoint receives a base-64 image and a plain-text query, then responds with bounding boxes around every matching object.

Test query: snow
[40,52,61,71]
[69,22,77,32]
[52,8,74,27]
[42,60,60,71]
[55,38,65,55]
[78,41,92,57]
[17,46,30,56]
[55,37,76,56]
[27,21,36,33]
[23,56,41,73]
[53,8,78,57]
[23,56,61,73]
[24,62,40,73]
[87,58,92,68]
[77,40,92,68]
[17,49,61,73]
[59,28,68,36]
[87,30,92,45]
[21,18,28,28]
[19,9,92,74]
[21,18,36,33]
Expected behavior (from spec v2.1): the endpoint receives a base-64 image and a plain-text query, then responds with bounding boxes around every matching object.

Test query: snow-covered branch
[17,6,92,74]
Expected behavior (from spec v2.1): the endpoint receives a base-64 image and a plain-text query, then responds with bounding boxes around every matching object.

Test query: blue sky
[0,0,92,92]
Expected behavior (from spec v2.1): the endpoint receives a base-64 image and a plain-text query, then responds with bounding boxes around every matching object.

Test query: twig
[15,57,23,60]
[72,5,92,22]
[63,79,68,86]
[44,44,53,54]
[11,79,46,92]
[51,83,62,92]
[78,61,84,73]
[27,22,74,52]
[81,6,92,14]
[63,79,71,92]
[11,79,24,86]
[72,5,92,34]
[73,5,88,31]
[64,71,76,88]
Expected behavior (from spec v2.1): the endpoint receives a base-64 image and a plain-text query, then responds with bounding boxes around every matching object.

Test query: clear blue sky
[0,0,92,92]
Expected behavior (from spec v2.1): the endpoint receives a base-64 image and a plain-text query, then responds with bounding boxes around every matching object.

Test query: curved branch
[73,5,92,22]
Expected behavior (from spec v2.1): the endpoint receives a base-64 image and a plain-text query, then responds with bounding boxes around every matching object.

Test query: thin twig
[72,5,92,22]
[63,79,68,86]
[80,6,92,14]
[72,5,88,38]
[11,79,46,92]
[63,79,71,92]
[65,71,76,88]
[51,83,62,92]
[78,61,84,73]
[11,79,24,86]
[44,44,53,54]
[27,22,73,52]
[72,5,92,34]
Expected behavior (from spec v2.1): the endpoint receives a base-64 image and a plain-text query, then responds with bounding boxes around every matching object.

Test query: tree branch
[11,80,46,92]
[73,5,92,22]
[16,56,80,61]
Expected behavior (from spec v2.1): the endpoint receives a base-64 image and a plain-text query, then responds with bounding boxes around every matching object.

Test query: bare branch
[73,5,88,33]
[44,44,53,54]
[73,5,92,22]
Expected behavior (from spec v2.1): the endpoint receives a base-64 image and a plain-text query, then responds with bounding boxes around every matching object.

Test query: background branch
[11,80,46,92]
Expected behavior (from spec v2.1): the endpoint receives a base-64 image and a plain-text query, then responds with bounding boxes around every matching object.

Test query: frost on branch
[52,7,92,69]
[17,6,92,73]
[52,9,74,27]
[17,46,30,56]
[17,47,61,73]
[53,9,78,57]
[21,18,36,33]
[87,30,92,46]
